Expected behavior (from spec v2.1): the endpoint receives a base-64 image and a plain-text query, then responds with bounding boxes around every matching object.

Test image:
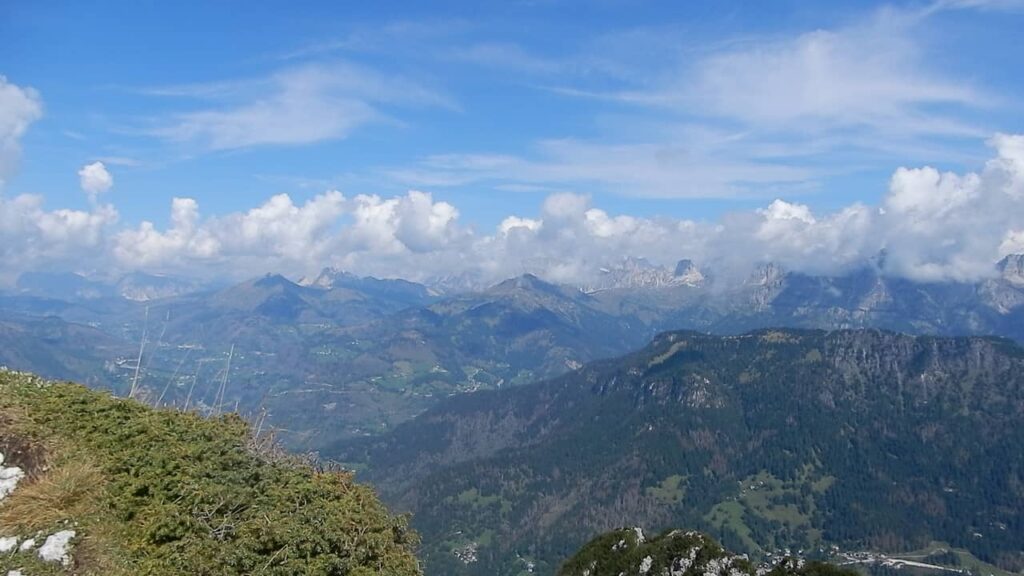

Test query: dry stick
[197,363,222,412]
[214,343,235,416]
[128,306,150,399]
[254,406,268,439]
[183,359,206,412]
[141,308,171,379]
[157,347,192,407]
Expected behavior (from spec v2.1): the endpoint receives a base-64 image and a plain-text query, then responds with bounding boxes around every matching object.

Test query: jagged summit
[115,272,204,302]
[252,272,296,289]
[586,257,705,291]
[297,267,438,304]
[998,254,1024,286]
[490,273,564,293]
[747,262,787,286]
[298,266,359,289]
[673,258,705,286]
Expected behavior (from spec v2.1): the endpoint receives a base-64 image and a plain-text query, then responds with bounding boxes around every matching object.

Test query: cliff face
[336,329,1024,576]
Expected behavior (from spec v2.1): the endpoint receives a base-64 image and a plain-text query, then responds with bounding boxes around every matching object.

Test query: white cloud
[678,18,983,136]
[115,191,346,272]
[1001,230,1024,256]
[556,8,992,146]
[0,194,118,284]
[389,7,1001,202]
[931,0,1024,12]
[391,137,815,199]
[151,63,453,150]
[112,197,219,267]
[498,216,541,236]
[78,162,114,201]
[0,76,44,186]
[5,134,1024,288]
[113,189,465,279]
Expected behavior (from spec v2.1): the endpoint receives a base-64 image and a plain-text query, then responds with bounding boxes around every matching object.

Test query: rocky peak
[744,263,787,310]
[115,272,203,301]
[490,273,562,295]
[747,262,787,287]
[673,259,705,286]
[299,267,357,289]
[252,273,297,290]
[586,257,704,291]
[998,254,1024,287]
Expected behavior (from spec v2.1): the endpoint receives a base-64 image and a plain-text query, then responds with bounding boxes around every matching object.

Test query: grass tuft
[0,459,104,534]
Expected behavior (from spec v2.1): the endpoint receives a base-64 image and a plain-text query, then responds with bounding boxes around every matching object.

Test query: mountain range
[1,256,1023,451]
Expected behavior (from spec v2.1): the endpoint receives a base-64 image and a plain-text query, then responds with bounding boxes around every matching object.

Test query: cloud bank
[3,134,1022,288]
[0,76,43,186]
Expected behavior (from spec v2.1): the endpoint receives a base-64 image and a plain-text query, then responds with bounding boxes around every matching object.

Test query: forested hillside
[336,329,1024,576]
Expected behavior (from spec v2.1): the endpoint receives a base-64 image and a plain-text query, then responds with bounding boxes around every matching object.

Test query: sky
[2,0,1024,286]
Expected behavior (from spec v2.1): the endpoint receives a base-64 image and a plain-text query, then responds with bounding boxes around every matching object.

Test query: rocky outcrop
[559,528,853,576]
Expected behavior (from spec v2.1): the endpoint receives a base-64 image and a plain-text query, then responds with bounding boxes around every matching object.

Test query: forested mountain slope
[335,329,1024,576]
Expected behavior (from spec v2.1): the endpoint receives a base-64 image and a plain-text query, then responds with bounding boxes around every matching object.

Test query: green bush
[0,371,420,575]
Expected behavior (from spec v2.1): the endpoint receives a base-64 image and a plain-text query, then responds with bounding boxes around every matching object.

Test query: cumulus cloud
[0,194,118,284]
[485,130,1022,284]
[115,191,346,272]
[0,76,44,186]
[78,162,113,201]
[112,189,466,279]
[112,197,219,267]
[5,134,1024,287]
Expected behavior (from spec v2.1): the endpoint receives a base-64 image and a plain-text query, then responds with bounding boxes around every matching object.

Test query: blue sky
[2,0,1024,284]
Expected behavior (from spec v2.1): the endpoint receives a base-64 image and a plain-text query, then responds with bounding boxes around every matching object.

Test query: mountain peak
[491,273,557,292]
[299,267,357,289]
[115,272,203,301]
[673,259,705,286]
[587,257,704,291]
[252,273,296,289]
[747,262,786,286]
[998,254,1024,286]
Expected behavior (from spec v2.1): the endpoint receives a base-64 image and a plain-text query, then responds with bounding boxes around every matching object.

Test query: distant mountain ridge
[14,271,206,302]
[584,257,706,292]
[1,256,1023,451]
